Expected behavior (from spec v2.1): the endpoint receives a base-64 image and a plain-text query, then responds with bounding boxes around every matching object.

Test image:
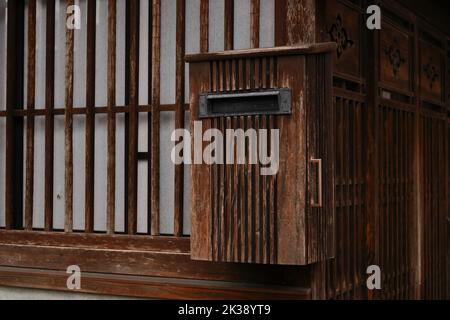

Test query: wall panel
[73,115,86,231]
[209,0,224,52]
[159,111,175,235]
[321,0,368,300]
[0,118,5,227]
[259,0,274,48]
[35,0,46,110]
[376,2,416,299]
[418,23,448,300]
[323,0,362,79]
[0,0,6,111]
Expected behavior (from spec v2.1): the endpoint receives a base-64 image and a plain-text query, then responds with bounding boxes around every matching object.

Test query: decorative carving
[327,14,354,58]
[423,58,439,89]
[384,38,405,78]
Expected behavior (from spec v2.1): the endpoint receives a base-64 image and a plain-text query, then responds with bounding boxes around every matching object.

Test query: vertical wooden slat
[350,100,356,297]
[219,115,225,260]
[174,0,186,237]
[127,0,139,235]
[211,66,219,258]
[225,116,232,261]
[261,112,268,264]
[365,15,380,300]
[200,0,209,53]
[45,0,55,231]
[85,0,96,233]
[5,0,25,230]
[394,110,400,298]
[355,101,362,297]
[190,61,212,260]
[386,109,392,297]
[413,23,423,300]
[269,115,276,264]
[246,114,254,263]
[274,0,286,46]
[151,0,161,236]
[240,115,247,263]
[338,97,345,297]
[106,0,116,234]
[399,110,404,298]
[250,0,260,49]
[344,98,350,297]
[147,0,154,236]
[224,0,233,51]
[25,0,37,231]
[64,0,74,232]
[232,115,238,262]
[254,115,260,263]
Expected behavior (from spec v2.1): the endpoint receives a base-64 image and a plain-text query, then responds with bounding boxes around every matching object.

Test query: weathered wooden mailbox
[186,43,336,266]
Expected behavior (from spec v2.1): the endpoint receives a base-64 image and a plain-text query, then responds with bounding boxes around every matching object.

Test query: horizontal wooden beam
[0,230,190,253]
[0,267,311,300]
[185,43,336,62]
[0,242,311,286]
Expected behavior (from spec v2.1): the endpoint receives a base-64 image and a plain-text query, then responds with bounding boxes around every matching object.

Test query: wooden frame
[0,0,316,300]
[0,0,448,300]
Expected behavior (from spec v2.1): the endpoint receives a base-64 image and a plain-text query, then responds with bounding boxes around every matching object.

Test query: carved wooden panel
[380,22,411,93]
[324,0,361,78]
[420,41,445,103]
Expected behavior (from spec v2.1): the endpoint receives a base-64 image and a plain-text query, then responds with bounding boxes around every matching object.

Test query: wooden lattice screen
[375,2,417,299]
[0,0,315,299]
[319,0,449,300]
[0,0,448,299]
[321,0,368,300]
[419,24,448,300]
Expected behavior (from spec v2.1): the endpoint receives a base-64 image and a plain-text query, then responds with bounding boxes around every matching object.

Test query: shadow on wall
[0,286,137,300]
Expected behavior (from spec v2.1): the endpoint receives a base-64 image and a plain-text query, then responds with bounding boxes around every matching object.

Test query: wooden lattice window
[0,0,320,299]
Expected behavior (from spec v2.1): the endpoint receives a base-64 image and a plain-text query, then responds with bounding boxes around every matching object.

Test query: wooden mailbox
[186,43,336,266]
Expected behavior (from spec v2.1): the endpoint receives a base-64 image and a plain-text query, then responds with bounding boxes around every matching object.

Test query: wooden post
[174,0,186,237]
[45,0,55,231]
[85,0,96,233]
[25,0,37,231]
[275,0,326,299]
[106,0,117,235]
[275,0,316,46]
[5,0,25,230]
[64,0,74,232]
[150,0,161,236]
[127,0,139,235]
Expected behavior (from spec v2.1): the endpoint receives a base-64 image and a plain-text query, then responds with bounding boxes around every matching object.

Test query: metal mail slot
[198,89,292,118]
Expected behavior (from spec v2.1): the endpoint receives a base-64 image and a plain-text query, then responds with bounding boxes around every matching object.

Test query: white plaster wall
[0,287,130,300]
[234,0,250,49]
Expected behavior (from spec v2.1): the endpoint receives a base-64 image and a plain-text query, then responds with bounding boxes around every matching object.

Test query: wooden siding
[318,0,449,299]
